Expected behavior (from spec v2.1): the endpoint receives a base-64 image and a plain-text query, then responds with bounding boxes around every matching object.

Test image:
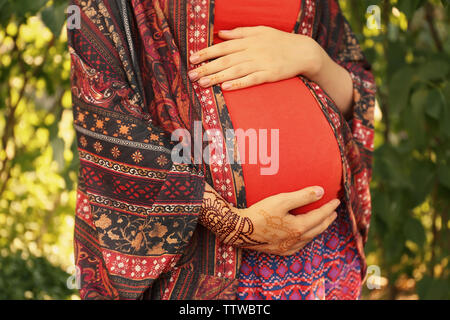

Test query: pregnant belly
[223,77,343,215]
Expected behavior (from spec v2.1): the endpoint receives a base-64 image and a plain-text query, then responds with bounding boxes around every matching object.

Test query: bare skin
[200,183,339,256]
[188,26,355,119]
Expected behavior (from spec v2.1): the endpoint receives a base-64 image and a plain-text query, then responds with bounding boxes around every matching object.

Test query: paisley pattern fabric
[69,0,375,300]
[69,0,206,299]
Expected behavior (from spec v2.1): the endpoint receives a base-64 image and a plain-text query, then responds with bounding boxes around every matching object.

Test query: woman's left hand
[188,26,327,91]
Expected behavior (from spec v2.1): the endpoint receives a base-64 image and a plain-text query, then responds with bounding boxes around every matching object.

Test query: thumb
[276,186,324,212]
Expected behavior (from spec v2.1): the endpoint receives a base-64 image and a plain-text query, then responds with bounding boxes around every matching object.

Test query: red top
[213,0,342,214]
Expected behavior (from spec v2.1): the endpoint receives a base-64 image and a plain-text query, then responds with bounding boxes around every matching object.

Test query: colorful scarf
[69,0,375,299]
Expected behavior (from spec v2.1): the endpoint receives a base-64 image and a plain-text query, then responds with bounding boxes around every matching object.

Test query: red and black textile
[69,0,376,300]
[69,0,207,299]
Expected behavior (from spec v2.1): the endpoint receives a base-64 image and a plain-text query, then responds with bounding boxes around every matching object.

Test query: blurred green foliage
[341,0,449,299]
[0,0,77,300]
[0,0,448,300]
[0,250,73,299]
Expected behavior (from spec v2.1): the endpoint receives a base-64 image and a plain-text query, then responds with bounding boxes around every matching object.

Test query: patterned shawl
[69,0,375,299]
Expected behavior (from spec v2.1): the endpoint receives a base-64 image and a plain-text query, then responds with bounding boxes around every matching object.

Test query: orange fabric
[213,0,342,214]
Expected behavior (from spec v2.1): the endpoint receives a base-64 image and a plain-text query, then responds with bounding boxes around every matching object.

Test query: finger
[274,186,325,212]
[198,63,259,87]
[287,214,338,256]
[300,211,338,241]
[218,26,267,40]
[189,51,251,81]
[189,39,246,64]
[220,71,268,91]
[285,213,337,256]
[289,199,340,233]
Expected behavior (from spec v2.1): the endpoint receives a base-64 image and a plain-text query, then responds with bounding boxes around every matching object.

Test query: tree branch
[425,1,444,52]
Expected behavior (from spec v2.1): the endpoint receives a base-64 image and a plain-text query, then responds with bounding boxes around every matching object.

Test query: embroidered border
[186,0,240,281]
[87,192,201,217]
[74,124,172,153]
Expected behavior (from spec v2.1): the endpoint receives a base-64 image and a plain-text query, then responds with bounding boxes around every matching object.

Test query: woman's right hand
[199,183,340,256]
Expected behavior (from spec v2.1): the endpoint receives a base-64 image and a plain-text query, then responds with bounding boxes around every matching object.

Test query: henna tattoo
[230,80,246,90]
[257,209,303,253]
[199,190,266,247]
[198,185,308,255]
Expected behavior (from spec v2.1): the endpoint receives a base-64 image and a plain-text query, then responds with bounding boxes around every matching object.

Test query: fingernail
[333,199,341,206]
[222,82,232,90]
[314,187,324,198]
[190,54,200,63]
[199,77,210,86]
[219,30,232,34]
[188,71,198,80]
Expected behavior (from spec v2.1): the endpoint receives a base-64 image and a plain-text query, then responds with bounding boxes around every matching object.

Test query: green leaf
[41,1,67,37]
[417,275,450,299]
[10,0,48,23]
[439,83,450,138]
[51,137,65,171]
[397,0,425,20]
[417,60,450,81]
[425,89,443,120]
[0,0,11,27]
[437,165,450,190]
[10,148,42,172]
[389,67,416,115]
[386,42,407,78]
[403,217,426,246]
[405,88,428,148]
[372,191,393,226]
[409,159,435,205]
[384,231,405,265]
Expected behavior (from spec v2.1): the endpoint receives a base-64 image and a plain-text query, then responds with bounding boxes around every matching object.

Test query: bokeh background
[0,0,448,300]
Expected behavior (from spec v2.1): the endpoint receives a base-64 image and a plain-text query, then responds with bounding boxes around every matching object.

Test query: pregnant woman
[69,0,375,300]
